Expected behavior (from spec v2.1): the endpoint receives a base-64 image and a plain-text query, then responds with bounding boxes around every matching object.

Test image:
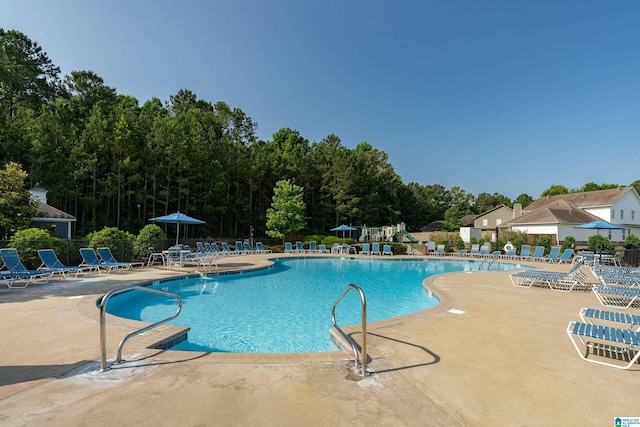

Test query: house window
[482,219,488,226]
[608,230,612,240]
[633,210,636,220]
[621,209,624,220]
[496,219,502,226]
[622,229,626,240]
[611,209,615,219]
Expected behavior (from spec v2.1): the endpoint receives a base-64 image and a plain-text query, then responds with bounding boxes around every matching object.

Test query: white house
[506,187,640,245]
[29,183,76,240]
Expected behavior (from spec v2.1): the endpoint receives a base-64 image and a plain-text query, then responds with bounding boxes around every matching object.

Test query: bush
[321,235,354,246]
[535,235,552,255]
[588,235,615,253]
[87,227,136,261]
[625,234,640,249]
[455,236,465,251]
[562,236,576,251]
[9,228,61,269]
[134,224,167,258]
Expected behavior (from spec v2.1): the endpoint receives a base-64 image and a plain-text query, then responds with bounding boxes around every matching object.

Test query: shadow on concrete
[367,332,440,374]
[0,361,93,387]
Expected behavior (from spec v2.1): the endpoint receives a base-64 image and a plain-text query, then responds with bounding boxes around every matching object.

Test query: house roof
[508,199,602,226]
[461,215,475,227]
[475,204,513,219]
[34,202,76,220]
[524,187,636,212]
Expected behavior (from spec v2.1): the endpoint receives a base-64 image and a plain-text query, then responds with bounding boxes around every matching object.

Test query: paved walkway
[0,254,638,426]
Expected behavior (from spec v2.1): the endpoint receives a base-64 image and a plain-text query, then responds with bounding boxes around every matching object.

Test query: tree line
[2,28,639,240]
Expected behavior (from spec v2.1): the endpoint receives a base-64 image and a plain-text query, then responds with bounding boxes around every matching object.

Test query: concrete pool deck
[0,253,638,426]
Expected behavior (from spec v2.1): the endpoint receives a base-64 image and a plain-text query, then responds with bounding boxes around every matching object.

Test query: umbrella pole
[176,222,180,245]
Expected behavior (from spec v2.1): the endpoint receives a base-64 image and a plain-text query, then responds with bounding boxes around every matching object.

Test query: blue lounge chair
[318,244,330,254]
[579,307,640,331]
[371,243,381,255]
[97,247,144,270]
[79,248,123,274]
[255,242,272,254]
[284,242,296,253]
[466,244,480,257]
[308,241,318,253]
[557,248,574,263]
[477,246,490,258]
[434,244,445,256]
[593,285,640,309]
[382,244,393,256]
[531,246,546,262]
[243,241,255,254]
[235,241,247,255]
[567,320,640,369]
[38,248,93,277]
[510,259,587,291]
[544,247,561,263]
[0,248,54,288]
[518,245,531,260]
[295,241,306,254]
[360,243,370,255]
[147,247,167,267]
[221,242,239,256]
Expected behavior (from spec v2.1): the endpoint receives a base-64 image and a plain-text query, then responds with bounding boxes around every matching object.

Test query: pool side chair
[0,248,55,288]
[434,244,445,256]
[567,320,640,369]
[382,244,393,256]
[318,244,330,254]
[592,285,640,309]
[79,248,121,274]
[579,307,640,332]
[557,249,574,264]
[38,248,93,277]
[500,248,517,259]
[467,244,479,257]
[147,247,168,267]
[255,242,272,254]
[97,247,144,270]
[361,243,370,255]
[544,247,561,263]
[531,246,546,262]
[221,242,239,256]
[519,245,531,260]
[295,241,307,254]
[371,243,382,256]
[284,242,296,253]
[235,241,247,255]
[308,241,318,254]
[456,249,467,257]
[477,246,489,258]
[243,241,255,254]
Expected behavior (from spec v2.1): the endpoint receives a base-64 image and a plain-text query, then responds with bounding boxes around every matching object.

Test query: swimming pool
[106,257,526,353]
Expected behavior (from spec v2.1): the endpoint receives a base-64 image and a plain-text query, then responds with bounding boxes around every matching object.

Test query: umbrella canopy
[573,220,626,231]
[150,212,205,245]
[330,224,357,240]
[330,224,357,232]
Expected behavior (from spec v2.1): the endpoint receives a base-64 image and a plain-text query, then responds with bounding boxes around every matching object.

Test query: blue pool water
[106,257,526,353]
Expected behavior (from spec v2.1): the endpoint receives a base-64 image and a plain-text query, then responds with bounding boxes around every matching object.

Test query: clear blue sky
[3,1,640,199]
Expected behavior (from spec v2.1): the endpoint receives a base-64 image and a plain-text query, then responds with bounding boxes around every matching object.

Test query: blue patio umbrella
[573,220,626,253]
[150,212,205,245]
[331,224,357,239]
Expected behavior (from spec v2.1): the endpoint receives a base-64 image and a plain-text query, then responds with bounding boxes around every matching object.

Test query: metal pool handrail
[99,285,182,371]
[331,283,369,376]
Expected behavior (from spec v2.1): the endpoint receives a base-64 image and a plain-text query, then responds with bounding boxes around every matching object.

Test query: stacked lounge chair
[510,259,588,291]
[567,307,640,369]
